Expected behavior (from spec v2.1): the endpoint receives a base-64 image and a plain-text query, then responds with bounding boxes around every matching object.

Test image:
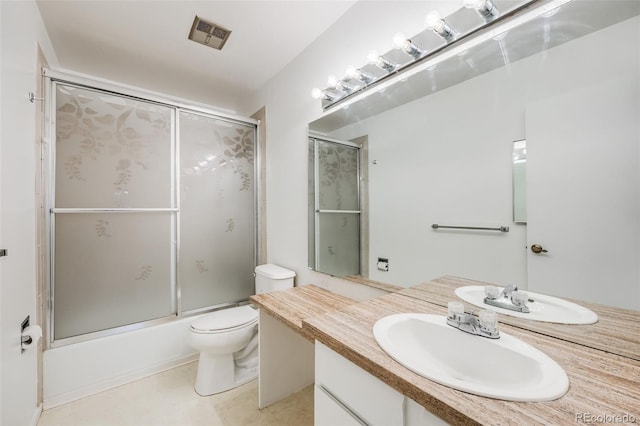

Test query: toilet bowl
[188,305,259,396]
[188,264,295,396]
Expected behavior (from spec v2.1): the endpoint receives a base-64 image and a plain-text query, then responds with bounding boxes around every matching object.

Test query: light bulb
[393,32,409,50]
[425,11,443,31]
[345,66,374,84]
[425,10,456,42]
[392,32,422,58]
[367,50,380,65]
[311,88,324,99]
[464,0,499,21]
[366,50,396,72]
[327,75,339,89]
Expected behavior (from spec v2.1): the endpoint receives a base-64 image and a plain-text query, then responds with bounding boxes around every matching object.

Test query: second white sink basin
[373,313,569,402]
[455,286,598,324]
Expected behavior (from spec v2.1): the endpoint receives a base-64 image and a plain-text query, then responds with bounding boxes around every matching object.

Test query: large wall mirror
[308,0,640,312]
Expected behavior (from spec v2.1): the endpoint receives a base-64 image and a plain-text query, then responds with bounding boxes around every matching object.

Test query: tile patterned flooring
[37,362,314,426]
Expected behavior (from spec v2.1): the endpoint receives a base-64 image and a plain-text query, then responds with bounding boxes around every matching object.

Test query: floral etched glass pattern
[179,112,256,311]
[309,138,361,277]
[317,140,359,211]
[54,213,174,339]
[55,84,173,208]
[317,213,360,276]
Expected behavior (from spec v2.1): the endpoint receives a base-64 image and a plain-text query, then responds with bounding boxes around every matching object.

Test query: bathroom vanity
[250,285,357,408]
[252,278,640,425]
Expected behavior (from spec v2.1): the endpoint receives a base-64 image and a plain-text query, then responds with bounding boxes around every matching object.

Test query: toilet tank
[255,264,295,294]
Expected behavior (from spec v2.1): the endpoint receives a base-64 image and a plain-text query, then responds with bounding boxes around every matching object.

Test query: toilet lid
[191,305,258,332]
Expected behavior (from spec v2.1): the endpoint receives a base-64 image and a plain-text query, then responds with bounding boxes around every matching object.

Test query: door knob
[531,244,548,254]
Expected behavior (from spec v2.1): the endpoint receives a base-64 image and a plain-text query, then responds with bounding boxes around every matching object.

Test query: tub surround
[249,285,357,408]
[400,276,640,361]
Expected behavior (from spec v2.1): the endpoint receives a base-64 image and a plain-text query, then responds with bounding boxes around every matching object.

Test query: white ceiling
[36,0,357,110]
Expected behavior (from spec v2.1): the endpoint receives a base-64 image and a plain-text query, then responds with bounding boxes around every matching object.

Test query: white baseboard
[43,353,198,410]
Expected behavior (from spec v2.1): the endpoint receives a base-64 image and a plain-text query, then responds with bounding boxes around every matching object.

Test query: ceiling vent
[188,16,231,50]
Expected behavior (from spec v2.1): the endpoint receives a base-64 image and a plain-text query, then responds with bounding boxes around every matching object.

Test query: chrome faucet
[446,302,499,339]
[484,285,531,313]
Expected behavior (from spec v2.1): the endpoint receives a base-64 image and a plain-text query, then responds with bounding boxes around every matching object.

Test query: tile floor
[37,362,314,426]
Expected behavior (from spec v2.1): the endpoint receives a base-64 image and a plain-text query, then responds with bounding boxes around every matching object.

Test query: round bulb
[327,75,339,89]
[392,32,409,50]
[425,11,442,30]
[345,66,358,79]
[311,88,323,99]
[367,50,379,65]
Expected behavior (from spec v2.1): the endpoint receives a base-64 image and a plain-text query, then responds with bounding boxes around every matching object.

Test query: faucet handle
[511,290,529,307]
[484,286,501,300]
[447,301,465,319]
[479,309,498,332]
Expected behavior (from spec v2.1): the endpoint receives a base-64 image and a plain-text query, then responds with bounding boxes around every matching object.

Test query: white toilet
[188,264,295,396]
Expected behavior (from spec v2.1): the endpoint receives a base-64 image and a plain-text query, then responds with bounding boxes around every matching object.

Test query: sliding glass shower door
[50,80,256,344]
[308,137,361,277]
[52,84,176,340]
[179,112,256,311]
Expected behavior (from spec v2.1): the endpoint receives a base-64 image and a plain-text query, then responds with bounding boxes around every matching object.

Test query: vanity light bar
[464,0,500,22]
[425,11,457,42]
[393,32,424,58]
[367,50,397,72]
[311,0,523,107]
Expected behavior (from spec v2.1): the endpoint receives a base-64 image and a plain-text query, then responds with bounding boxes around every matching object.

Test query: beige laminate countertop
[249,284,357,342]
[399,275,640,361]
[303,291,640,425]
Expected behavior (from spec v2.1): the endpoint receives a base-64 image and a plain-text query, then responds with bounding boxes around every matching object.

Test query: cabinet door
[315,385,366,426]
[315,342,404,425]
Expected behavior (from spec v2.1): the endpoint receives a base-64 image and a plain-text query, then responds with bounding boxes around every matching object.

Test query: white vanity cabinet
[315,342,448,426]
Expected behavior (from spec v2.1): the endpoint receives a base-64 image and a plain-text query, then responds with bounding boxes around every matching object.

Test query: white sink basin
[373,313,569,402]
[455,286,598,324]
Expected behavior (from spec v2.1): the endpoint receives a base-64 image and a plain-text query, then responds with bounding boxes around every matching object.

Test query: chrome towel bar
[431,224,509,232]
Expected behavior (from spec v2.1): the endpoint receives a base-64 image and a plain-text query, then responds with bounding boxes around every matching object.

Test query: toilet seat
[190,305,258,334]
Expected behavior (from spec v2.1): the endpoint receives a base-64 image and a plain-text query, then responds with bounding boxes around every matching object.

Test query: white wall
[242,1,460,295]
[0,1,58,424]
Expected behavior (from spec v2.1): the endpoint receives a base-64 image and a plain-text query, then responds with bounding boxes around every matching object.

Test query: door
[526,77,639,310]
[309,137,361,277]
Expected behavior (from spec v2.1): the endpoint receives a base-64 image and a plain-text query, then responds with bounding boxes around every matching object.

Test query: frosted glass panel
[318,141,359,211]
[55,84,173,208]
[308,139,316,268]
[54,213,174,339]
[317,213,360,276]
[179,112,255,311]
